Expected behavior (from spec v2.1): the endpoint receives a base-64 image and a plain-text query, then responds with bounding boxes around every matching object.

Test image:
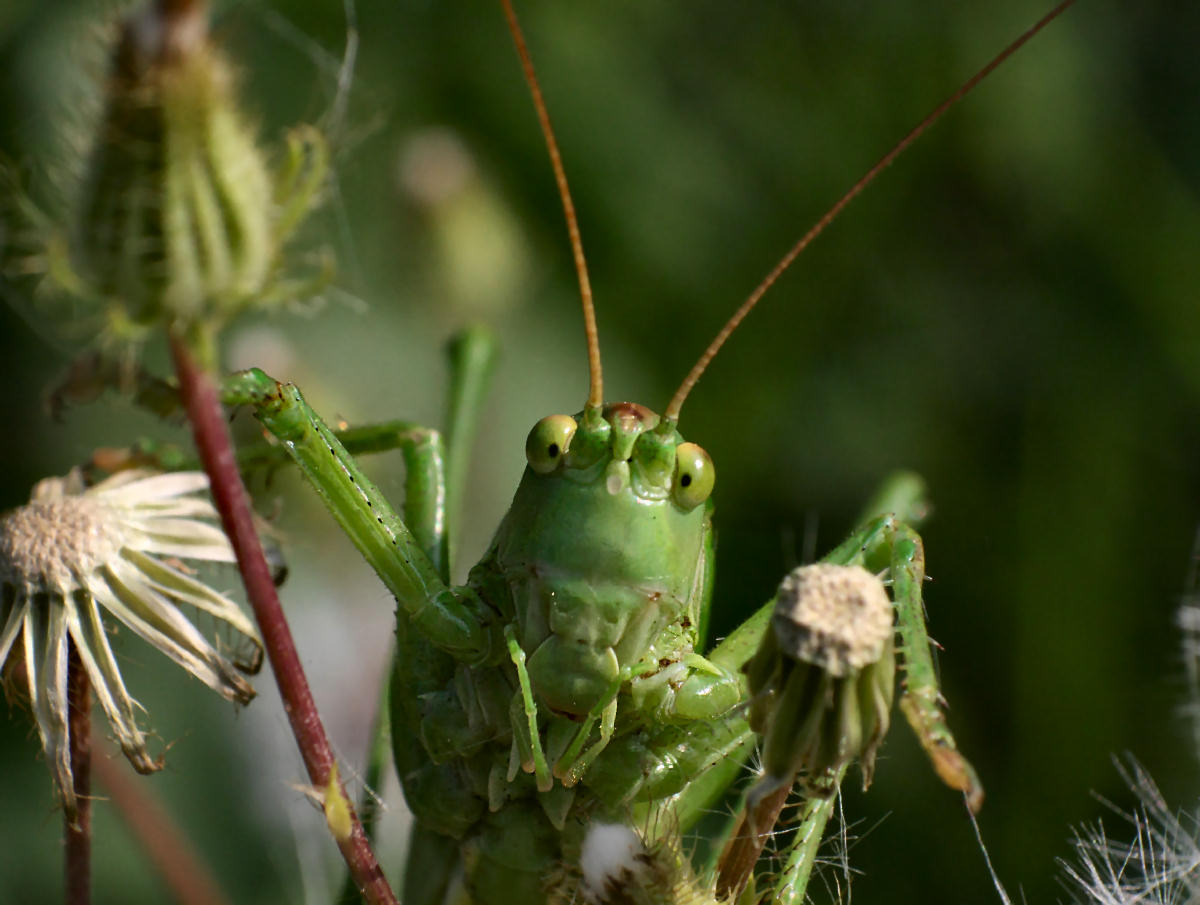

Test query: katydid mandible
[220,2,1075,902]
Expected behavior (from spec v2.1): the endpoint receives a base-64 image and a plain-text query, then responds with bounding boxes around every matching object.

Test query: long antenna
[663,0,1077,423]
[500,0,604,410]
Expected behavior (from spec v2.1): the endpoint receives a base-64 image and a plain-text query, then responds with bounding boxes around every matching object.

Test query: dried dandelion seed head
[0,468,262,815]
[770,563,893,677]
[743,563,896,800]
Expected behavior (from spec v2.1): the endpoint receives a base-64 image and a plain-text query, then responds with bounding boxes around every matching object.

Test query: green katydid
[211,1,1077,902]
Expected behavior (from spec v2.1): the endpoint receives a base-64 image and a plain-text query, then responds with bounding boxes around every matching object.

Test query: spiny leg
[506,624,553,792]
[746,519,985,905]
[356,328,495,850]
[886,520,984,812]
[219,329,496,903]
[219,367,495,661]
[330,419,448,862]
[327,328,493,902]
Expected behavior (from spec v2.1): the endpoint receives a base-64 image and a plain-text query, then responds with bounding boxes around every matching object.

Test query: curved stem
[169,330,398,905]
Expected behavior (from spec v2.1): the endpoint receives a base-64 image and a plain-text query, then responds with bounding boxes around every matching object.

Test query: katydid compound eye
[673,442,714,509]
[526,415,577,474]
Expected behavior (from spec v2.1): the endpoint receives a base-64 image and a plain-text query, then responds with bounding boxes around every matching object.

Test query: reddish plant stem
[93,744,233,905]
[714,782,793,901]
[169,332,398,905]
[65,638,91,905]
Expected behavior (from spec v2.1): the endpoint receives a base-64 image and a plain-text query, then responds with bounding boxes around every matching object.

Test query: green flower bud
[72,0,274,335]
[743,563,895,797]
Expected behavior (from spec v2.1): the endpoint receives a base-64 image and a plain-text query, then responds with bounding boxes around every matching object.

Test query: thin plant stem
[65,637,91,905]
[168,329,399,905]
[772,769,847,905]
[92,743,233,905]
[715,763,850,904]
[715,782,792,900]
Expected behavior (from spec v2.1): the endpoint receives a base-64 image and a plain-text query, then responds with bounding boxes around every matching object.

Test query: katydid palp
[208,3,1077,902]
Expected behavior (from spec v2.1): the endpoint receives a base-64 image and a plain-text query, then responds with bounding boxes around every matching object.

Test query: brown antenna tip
[665,0,1077,422]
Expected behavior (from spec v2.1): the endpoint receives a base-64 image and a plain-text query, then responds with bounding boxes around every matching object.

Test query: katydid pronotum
[207,2,1077,902]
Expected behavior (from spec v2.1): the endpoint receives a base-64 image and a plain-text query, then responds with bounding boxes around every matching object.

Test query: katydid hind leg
[888,522,984,812]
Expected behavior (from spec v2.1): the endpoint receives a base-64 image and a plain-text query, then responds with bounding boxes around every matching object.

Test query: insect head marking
[523,404,714,511]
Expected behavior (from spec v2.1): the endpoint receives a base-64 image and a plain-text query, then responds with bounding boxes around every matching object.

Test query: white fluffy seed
[579,822,646,904]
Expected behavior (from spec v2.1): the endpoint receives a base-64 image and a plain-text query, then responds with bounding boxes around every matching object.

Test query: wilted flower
[742,563,895,802]
[0,468,262,814]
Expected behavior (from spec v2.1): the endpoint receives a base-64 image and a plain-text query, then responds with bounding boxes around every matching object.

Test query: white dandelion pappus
[1061,758,1200,905]
[0,468,263,814]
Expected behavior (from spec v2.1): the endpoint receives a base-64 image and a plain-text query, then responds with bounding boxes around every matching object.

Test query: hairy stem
[65,638,91,905]
[169,330,398,905]
[773,770,845,905]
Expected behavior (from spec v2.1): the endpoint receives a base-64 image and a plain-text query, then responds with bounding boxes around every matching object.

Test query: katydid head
[495,404,714,718]
[495,402,716,719]
[501,0,717,525]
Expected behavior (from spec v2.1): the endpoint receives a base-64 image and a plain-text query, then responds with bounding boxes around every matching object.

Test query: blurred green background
[1,0,1198,902]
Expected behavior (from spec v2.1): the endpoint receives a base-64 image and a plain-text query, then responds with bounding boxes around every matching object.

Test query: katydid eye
[526,415,577,474]
[673,442,714,509]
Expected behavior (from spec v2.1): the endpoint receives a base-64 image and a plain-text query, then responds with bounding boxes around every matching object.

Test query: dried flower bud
[71,1,277,336]
[743,563,896,798]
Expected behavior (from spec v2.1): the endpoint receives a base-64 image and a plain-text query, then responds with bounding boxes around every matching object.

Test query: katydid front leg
[220,368,500,664]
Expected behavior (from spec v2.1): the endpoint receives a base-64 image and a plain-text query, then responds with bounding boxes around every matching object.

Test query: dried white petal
[0,468,262,813]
